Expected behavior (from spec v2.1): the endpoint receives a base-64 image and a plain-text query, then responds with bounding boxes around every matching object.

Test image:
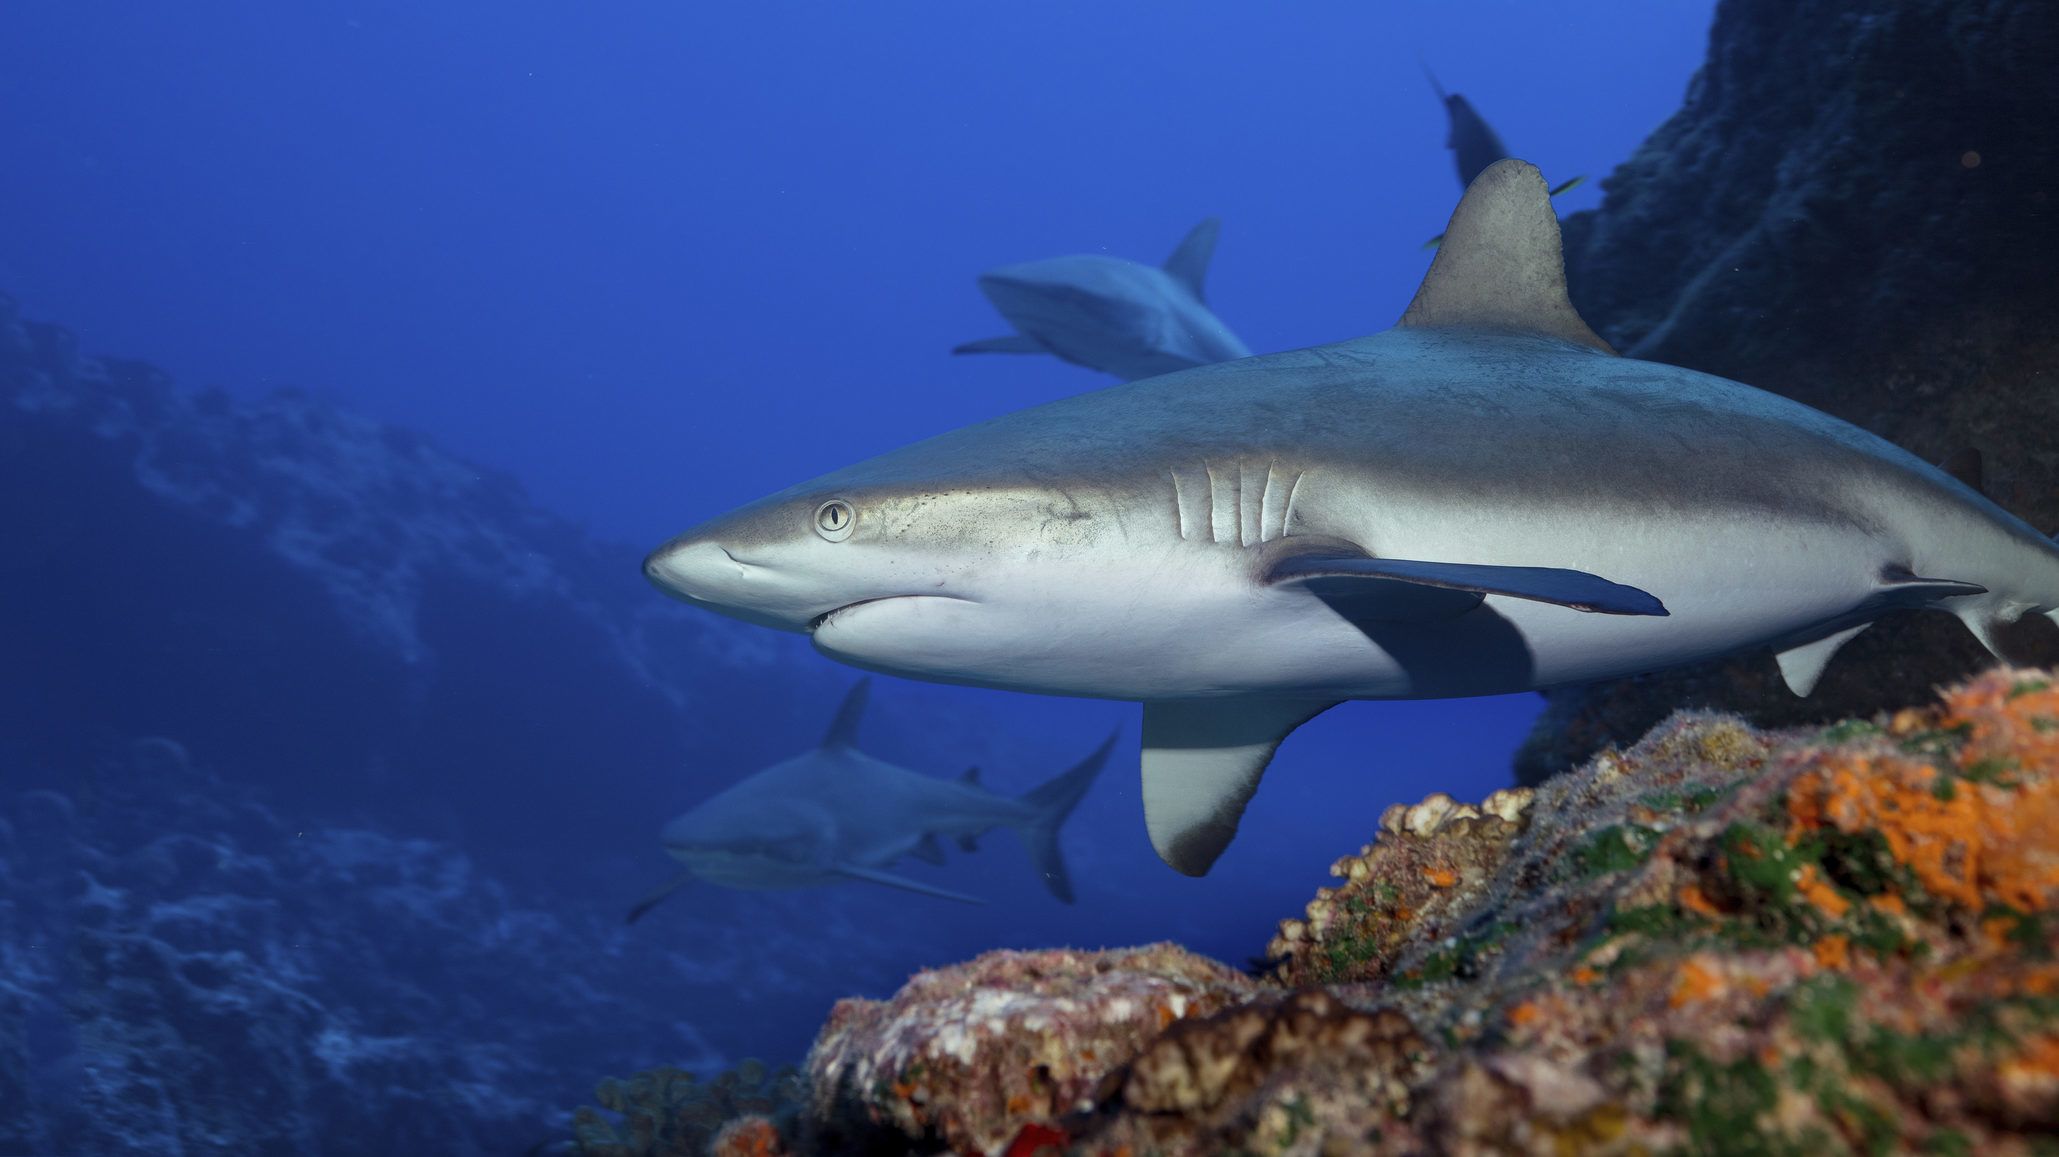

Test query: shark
[952,218,1252,382]
[644,159,2059,879]
[627,678,1113,921]
[1423,65,1511,188]
[1420,65,1582,249]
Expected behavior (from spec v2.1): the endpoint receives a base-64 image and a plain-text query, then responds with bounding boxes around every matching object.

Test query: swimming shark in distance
[627,679,1113,921]
[645,159,2059,879]
[952,218,1251,382]
[1421,65,1582,248]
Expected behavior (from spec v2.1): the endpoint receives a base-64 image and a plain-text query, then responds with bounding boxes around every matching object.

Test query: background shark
[629,679,1114,921]
[646,160,2059,881]
[953,218,1251,382]
[1422,64,1510,187]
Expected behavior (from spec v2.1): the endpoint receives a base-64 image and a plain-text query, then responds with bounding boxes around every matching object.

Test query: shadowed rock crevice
[1525,0,2059,782]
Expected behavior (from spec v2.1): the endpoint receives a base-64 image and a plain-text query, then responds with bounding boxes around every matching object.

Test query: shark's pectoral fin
[831,862,985,904]
[1400,159,1615,354]
[1142,698,1338,876]
[1773,623,1871,697]
[625,872,694,925]
[1266,553,1667,618]
[953,334,1046,355]
[910,833,946,866]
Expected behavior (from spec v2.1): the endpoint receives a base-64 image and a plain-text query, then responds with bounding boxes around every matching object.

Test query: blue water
[0,0,1716,1142]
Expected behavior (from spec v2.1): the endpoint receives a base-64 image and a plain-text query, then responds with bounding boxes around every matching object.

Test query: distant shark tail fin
[1011,731,1118,904]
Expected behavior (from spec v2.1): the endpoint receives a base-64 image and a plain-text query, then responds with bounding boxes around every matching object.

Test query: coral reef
[805,944,1257,1155]
[0,736,733,1155]
[1528,0,2059,780]
[711,668,2059,1154]
[571,1060,806,1157]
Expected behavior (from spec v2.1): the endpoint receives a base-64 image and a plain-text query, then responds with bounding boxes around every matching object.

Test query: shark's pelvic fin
[831,862,985,903]
[624,871,693,925]
[1141,699,1338,876]
[1773,622,1871,697]
[1400,159,1615,355]
[821,678,871,749]
[953,334,1045,356]
[910,833,946,866]
[1956,606,2016,661]
[1266,553,1668,617]
[1162,218,1222,303]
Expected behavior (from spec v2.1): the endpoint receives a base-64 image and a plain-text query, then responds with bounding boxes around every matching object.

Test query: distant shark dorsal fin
[821,678,871,749]
[1141,698,1337,875]
[1400,159,1614,355]
[1163,218,1221,302]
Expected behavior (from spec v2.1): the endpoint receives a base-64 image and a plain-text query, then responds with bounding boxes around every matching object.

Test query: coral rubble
[662,669,2059,1154]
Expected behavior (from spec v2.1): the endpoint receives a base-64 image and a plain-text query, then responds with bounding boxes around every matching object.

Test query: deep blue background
[0,0,1716,1069]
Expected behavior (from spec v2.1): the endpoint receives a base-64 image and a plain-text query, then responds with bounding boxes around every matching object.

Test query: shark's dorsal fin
[1400,159,1614,355]
[1163,218,1221,302]
[821,679,871,749]
[1141,698,1337,876]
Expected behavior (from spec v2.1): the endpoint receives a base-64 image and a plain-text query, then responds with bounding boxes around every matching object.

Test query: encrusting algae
[572,669,2059,1155]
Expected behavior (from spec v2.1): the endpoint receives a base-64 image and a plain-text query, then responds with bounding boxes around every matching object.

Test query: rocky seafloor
[576,666,2059,1155]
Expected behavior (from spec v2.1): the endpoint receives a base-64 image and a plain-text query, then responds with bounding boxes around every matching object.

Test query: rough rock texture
[0,737,737,1155]
[672,668,2059,1154]
[1526,0,2059,781]
[802,944,1257,1155]
[570,1061,806,1157]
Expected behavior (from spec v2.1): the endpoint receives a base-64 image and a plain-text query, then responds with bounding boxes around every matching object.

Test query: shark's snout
[643,539,741,599]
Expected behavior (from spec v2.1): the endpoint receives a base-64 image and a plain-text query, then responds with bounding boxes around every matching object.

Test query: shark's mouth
[809,597,898,633]
[809,594,976,634]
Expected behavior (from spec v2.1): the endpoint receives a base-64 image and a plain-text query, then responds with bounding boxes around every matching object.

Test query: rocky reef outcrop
[0,736,748,1155]
[1528,0,2059,780]
[593,667,2057,1154]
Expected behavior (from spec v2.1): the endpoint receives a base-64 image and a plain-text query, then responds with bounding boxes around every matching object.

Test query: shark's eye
[814,499,856,542]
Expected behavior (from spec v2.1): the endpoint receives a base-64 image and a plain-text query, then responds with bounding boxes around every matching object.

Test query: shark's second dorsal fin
[821,678,871,749]
[1163,218,1221,302]
[1399,159,1614,355]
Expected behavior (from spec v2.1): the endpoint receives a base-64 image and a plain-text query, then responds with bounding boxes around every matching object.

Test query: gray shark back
[958,220,1250,382]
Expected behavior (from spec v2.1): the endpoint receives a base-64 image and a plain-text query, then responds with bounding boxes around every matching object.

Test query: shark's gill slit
[1169,469,1190,541]
[1282,470,1306,537]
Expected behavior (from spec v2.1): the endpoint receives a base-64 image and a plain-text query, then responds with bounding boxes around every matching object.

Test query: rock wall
[1527,0,2059,780]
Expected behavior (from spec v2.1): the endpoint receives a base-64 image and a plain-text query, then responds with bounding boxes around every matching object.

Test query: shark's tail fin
[1011,731,1118,904]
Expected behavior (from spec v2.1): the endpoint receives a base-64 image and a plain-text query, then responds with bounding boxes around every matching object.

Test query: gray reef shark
[953,218,1251,382]
[645,160,2059,879]
[1421,66,1582,248]
[627,679,1112,921]
[1423,64,1511,188]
